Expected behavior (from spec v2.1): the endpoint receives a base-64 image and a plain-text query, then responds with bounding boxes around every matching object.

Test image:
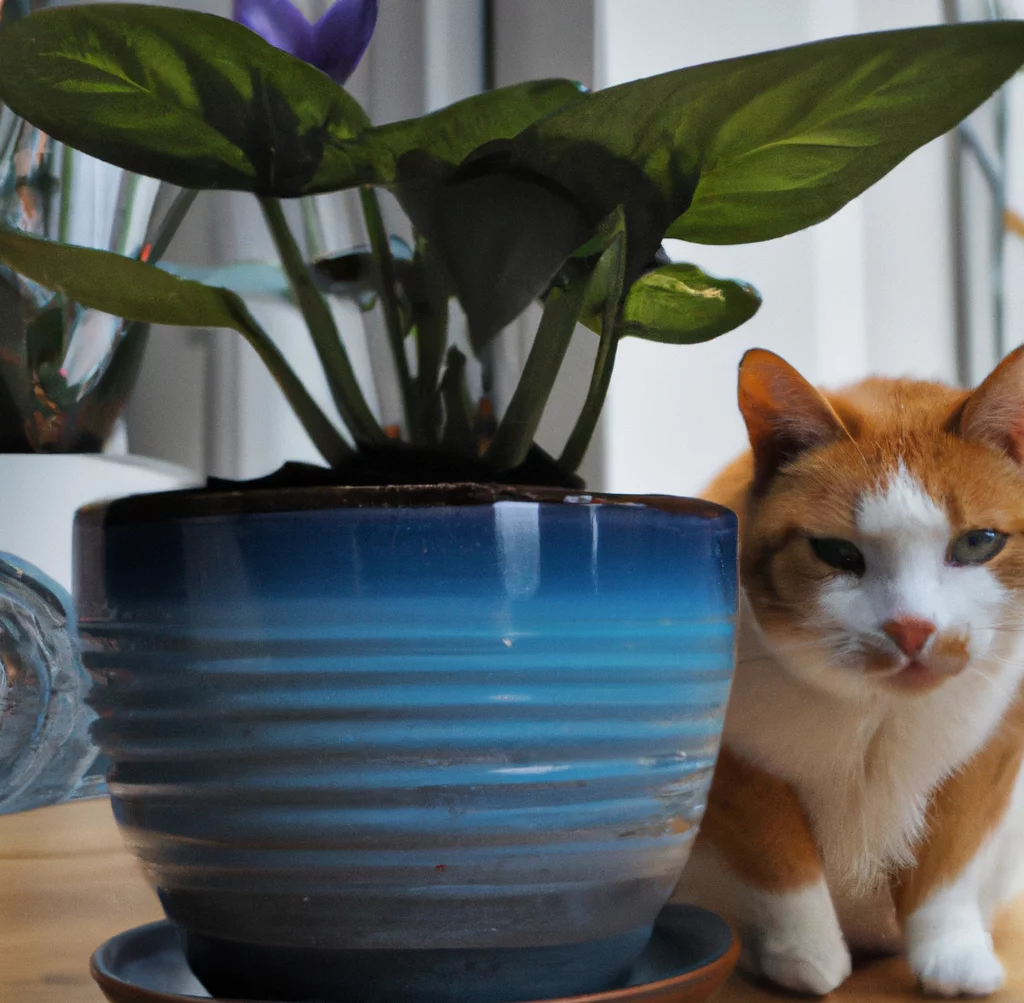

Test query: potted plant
[0,0,198,595]
[0,4,1022,1002]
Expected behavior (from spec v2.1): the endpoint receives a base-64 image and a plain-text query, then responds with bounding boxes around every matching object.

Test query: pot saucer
[91,904,738,1003]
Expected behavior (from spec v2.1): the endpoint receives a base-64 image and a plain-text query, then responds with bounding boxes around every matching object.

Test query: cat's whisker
[973,654,1022,672]
[974,623,1024,635]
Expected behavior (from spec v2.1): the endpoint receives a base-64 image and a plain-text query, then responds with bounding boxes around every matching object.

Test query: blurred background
[103,0,1024,495]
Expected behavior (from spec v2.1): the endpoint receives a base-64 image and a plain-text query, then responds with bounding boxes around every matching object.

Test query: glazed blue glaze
[75,492,736,1003]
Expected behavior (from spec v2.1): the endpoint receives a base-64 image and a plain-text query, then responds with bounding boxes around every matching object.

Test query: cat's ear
[957,344,1024,462]
[738,349,851,492]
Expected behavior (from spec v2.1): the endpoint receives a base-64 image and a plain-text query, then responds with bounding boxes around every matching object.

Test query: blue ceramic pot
[75,484,736,1003]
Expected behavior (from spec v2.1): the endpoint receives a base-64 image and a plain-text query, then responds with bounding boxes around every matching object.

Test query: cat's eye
[809,537,866,575]
[948,529,1007,566]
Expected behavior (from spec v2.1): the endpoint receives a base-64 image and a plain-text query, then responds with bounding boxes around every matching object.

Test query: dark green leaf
[612,263,761,344]
[578,206,629,323]
[409,150,592,351]
[501,137,676,289]
[517,22,1024,244]
[0,6,582,198]
[0,5,371,196]
[331,79,585,190]
[0,228,256,329]
[396,139,674,342]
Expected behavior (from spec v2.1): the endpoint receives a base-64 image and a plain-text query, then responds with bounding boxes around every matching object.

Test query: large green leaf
[413,152,592,350]
[355,79,586,188]
[517,21,1024,244]
[0,5,372,195]
[0,228,257,328]
[0,4,583,197]
[616,263,761,344]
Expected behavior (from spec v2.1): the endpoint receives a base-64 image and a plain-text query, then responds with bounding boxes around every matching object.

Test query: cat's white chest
[726,665,926,892]
[724,616,1023,896]
[794,715,932,892]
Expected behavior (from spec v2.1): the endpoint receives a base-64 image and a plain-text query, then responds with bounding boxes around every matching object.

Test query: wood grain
[1,800,1022,1003]
[0,800,162,1003]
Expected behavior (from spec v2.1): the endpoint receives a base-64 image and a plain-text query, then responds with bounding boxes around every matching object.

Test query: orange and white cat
[676,347,1024,997]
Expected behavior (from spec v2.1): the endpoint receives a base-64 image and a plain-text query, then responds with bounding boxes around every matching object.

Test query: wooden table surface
[2,800,1022,1003]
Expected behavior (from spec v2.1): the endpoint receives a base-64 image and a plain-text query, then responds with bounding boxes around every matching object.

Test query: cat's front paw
[909,930,1005,998]
[745,931,853,995]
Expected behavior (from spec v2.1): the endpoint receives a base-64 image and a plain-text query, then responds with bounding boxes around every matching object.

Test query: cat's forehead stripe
[856,463,948,537]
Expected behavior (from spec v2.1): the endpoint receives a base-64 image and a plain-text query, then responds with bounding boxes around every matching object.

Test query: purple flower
[233,0,378,84]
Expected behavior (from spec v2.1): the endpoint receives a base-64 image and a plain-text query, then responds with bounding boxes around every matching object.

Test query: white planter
[0,454,197,592]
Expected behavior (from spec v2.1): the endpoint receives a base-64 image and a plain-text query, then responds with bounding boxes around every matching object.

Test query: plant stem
[559,319,619,474]
[485,260,589,472]
[58,145,74,244]
[439,346,475,455]
[259,196,386,447]
[226,296,353,467]
[359,185,416,437]
[0,111,18,169]
[410,237,449,445]
[559,227,627,474]
[146,188,198,264]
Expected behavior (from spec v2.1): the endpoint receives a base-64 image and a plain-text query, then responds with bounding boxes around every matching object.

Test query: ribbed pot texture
[74,485,737,1003]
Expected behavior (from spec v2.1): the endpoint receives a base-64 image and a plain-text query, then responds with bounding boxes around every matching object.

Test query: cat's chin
[768,649,960,700]
[880,659,959,693]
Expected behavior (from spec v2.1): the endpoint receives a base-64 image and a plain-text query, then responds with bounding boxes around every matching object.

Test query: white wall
[596,0,955,496]
[1009,72,1024,360]
[1008,0,1024,363]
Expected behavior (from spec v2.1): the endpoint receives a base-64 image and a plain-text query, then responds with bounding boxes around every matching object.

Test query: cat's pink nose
[882,617,935,657]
